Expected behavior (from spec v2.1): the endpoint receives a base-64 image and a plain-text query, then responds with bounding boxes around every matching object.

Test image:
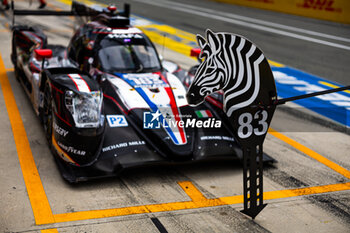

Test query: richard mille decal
[102,140,146,152]
[200,136,235,141]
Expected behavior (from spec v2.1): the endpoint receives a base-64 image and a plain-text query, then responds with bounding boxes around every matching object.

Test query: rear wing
[11,0,130,26]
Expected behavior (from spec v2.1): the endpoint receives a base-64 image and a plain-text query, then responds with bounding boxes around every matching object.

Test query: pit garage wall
[213,0,350,24]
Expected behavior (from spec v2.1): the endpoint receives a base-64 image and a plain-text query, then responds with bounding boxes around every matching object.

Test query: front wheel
[11,35,21,82]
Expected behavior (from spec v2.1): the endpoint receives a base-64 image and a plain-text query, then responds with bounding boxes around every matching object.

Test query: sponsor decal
[53,122,69,137]
[102,140,146,152]
[107,33,143,39]
[195,110,213,118]
[296,0,341,12]
[245,0,273,3]
[93,27,142,34]
[123,73,168,88]
[200,136,235,141]
[57,141,86,156]
[107,115,128,127]
[143,110,162,129]
[143,110,221,129]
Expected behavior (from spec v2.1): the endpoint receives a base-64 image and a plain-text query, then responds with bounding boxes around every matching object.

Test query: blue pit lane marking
[271,66,350,127]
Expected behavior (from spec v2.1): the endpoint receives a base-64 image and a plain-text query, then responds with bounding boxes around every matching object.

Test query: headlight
[65,90,103,128]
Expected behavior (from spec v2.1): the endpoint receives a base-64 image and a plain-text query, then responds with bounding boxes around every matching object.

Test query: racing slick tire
[11,38,20,82]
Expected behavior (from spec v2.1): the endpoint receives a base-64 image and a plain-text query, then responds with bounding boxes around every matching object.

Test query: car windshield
[98,34,161,73]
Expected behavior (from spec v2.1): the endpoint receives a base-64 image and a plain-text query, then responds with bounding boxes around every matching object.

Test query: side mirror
[107,5,117,12]
[34,49,53,60]
[190,48,201,57]
[34,49,52,70]
[190,48,201,62]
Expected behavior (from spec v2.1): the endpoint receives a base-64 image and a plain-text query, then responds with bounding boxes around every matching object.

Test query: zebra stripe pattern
[190,30,266,117]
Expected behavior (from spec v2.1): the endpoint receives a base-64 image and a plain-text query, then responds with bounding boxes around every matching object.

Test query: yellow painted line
[57,0,107,7]
[318,81,350,94]
[56,0,72,5]
[47,2,63,11]
[138,25,285,68]
[52,181,224,223]
[0,53,54,225]
[41,229,59,233]
[178,181,207,202]
[52,180,350,223]
[268,60,285,67]
[141,24,197,43]
[138,25,197,60]
[54,205,150,223]
[220,182,350,204]
[0,23,10,33]
[6,68,14,72]
[268,128,350,180]
[264,182,350,200]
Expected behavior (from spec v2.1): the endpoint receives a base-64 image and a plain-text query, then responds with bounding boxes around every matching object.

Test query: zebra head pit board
[186,29,277,219]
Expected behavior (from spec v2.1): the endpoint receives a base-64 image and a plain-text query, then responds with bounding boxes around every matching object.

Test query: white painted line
[152,0,350,43]
[134,0,350,51]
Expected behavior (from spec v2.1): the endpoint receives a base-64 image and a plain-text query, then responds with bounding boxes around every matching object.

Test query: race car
[11,1,269,182]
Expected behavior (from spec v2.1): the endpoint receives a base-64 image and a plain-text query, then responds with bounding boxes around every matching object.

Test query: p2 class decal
[107,115,128,127]
[186,29,278,219]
